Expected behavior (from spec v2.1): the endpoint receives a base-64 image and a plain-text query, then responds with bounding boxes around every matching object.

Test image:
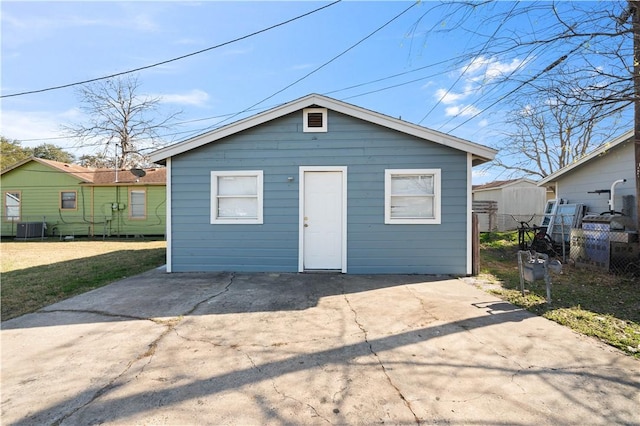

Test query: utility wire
[181,1,420,140]
[0,1,341,99]
[417,1,519,125]
[444,40,587,133]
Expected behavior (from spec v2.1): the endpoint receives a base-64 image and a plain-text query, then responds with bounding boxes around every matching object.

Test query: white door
[300,168,346,271]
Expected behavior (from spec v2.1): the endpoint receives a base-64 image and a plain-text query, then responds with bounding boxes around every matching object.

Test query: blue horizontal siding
[169,110,469,274]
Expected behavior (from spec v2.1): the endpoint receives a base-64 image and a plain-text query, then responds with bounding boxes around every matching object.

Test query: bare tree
[492,74,623,179]
[64,74,180,169]
[414,1,633,131]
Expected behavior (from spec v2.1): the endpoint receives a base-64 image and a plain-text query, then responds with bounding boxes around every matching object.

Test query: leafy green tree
[32,143,75,163]
[1,137,32,170]
[78,153,114,168]
[1,137,77,169]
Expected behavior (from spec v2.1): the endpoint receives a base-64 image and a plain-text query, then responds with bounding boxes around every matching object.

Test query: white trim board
[150,94,497,165]
[298,166,348,273]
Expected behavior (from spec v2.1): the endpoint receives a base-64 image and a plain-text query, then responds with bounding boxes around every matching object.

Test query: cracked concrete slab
[1,271,639,425]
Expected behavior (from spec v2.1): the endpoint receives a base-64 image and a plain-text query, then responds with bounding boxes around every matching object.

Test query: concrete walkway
[1,270,639,425]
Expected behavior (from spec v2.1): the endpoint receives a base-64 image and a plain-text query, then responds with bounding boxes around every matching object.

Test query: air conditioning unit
[16,222,45,239]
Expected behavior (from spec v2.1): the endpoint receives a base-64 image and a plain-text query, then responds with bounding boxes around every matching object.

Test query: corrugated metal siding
[555,141,636,220]
[169,110,469,274]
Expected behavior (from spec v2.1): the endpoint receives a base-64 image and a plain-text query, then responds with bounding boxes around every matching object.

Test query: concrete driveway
[2,269,639,425]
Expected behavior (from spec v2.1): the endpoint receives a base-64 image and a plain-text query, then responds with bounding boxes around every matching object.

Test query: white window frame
[4,191,21,222]
[303,108,328,133]
[211,170,264,224]
[129,189,147,219]
[385,169,441,225]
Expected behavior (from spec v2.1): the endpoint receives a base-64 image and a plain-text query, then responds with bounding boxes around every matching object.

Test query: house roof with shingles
[2,157,95,182]
[90,167,166,185]
[150,93,497,166]
[1,157,166,185]
[473,178,538,191]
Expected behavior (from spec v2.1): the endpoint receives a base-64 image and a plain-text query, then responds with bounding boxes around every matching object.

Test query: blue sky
[1,1,631,183]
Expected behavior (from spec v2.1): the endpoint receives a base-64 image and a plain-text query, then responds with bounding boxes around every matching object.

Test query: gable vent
[307,112,323,128]
[303,108,328,133]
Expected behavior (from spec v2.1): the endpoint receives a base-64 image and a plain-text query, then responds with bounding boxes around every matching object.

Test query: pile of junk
[518,179,639,274]
[571,179,639,273]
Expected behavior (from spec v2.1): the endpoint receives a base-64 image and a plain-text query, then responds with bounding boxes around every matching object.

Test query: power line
[417,1,519,126]
[0,1,341,99]
[180,1,420,141]
[444,43,585,134]
[12,55,464,146]
[324,56,459,97]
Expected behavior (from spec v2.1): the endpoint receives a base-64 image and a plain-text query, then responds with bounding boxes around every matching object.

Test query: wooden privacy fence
[473,200,498,232]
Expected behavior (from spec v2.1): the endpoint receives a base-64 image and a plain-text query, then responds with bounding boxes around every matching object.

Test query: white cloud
[128,13,159,32]
[435,88,469,105]
[160,90,210,107]
[444,104,481,118]
[428,55,526,124]
[2,7,161,48]
[466,56,524,83]
[0,109,80,147]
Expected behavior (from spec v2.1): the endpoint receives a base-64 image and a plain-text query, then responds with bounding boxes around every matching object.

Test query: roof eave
[83,182,166,187]
[1,157,94,183]
[538,130,633,186]
[149,94,497,163]
[1,157,34,174]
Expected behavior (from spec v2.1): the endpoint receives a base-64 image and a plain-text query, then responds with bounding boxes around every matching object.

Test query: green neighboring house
[1,157,166,238]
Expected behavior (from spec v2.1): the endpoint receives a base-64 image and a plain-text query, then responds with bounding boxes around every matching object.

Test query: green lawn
[1,239,166,321]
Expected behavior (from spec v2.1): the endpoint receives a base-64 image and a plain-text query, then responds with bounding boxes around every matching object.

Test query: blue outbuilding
[149,94,496,275]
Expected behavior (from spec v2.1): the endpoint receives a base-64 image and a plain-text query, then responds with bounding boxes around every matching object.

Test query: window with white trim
[385,169,441,224]
[60,191,77,210]
[129,189,146,219]
[211,171,263,224]
[4,191,21,221]
[303,108,327,132]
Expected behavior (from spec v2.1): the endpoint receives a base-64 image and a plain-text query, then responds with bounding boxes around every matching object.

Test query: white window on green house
[60,191,77,210]
[211,171,263,224]
[4,191,21,221]
[385,169,441,224]
[129,189,146,219]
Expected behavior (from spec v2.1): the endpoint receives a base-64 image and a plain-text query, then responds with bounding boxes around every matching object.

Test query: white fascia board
[314,96,497,162]
[538,130,633,186]
[149,97,312,163]
[466,153,473,276]
[150,93,498,163]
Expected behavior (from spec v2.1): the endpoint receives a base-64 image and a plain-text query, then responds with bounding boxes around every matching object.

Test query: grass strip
[479,231,640,358]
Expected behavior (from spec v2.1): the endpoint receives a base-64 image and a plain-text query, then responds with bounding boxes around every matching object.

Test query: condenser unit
[16,222,46,239]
